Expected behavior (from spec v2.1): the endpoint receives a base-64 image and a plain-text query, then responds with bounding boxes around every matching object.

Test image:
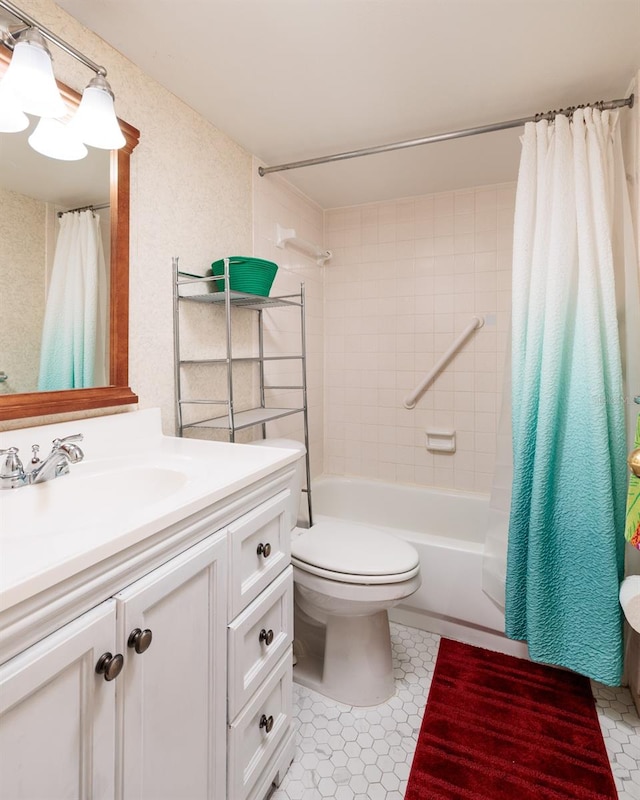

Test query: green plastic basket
[211,256,278,296]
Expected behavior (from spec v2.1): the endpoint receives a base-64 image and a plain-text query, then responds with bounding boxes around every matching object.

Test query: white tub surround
[312,475,528,657]
[0,409,300,800]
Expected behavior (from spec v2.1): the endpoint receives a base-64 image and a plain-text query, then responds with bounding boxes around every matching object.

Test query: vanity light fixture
[68,73,125,150]
[0,0,125,156]
[1,27,65,118]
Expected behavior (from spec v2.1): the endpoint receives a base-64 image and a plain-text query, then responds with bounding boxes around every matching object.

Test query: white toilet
[249,438,421,706]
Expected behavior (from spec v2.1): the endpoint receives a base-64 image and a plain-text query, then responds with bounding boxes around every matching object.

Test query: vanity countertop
[0,409,300,613]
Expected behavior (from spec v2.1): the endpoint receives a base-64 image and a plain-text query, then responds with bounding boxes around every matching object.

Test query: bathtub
[310,475,528,656]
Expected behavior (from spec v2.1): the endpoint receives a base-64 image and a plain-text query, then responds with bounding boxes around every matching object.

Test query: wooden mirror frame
[0,46,140,421]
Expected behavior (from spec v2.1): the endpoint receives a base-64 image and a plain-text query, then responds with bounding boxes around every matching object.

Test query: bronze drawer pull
[259,628,274,646]
[259,714,274,733]
[128,628,153,654]
[95,652,124,681]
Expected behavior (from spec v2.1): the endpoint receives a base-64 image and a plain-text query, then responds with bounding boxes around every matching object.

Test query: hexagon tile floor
[269,623,640,800]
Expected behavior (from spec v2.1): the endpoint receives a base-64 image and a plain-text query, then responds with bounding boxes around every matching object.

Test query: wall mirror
[0,46,140,421]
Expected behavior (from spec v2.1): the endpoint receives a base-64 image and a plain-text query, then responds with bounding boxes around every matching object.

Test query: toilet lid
[291,519,419,577]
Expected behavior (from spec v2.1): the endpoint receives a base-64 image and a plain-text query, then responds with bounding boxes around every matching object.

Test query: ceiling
[55,0,640,209]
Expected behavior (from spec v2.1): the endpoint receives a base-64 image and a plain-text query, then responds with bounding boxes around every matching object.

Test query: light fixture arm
[0,0,107,76]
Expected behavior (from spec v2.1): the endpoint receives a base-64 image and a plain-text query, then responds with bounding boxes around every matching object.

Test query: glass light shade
[69,75,125,149]
[28,117,88,161]
[2,30,66,118]
[0,80,29,132]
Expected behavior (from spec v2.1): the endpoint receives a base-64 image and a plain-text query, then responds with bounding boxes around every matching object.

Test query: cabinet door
[0,600,118,800]
[115,532,227,800]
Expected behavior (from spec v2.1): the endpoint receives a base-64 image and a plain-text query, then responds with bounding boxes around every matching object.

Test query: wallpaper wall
[0,186,46,395]
[252,160,325,481]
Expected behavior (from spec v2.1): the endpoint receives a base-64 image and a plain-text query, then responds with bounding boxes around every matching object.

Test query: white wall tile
[324,182,515,494]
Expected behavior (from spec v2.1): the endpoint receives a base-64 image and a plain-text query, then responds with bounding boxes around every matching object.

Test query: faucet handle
[0,447,25,479]
[52,433,84,447]
[52,433,84,464]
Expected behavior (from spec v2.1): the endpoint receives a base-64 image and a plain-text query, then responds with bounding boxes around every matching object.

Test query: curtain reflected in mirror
[38,209,109,391]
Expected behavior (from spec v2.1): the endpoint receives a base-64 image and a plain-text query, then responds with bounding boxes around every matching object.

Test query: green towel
[626,414,640,550]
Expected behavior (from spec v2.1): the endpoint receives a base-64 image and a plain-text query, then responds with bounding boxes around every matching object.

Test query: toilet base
[293,607,395,707]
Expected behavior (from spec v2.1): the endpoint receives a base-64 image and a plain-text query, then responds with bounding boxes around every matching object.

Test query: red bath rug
[405,638,617,800]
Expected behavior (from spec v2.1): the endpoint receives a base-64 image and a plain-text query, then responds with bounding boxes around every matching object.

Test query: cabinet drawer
[228,649,293,800]
[228,566,293,720]
[228,490,291,619]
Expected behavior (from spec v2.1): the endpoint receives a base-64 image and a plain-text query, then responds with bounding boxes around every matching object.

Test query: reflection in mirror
[1,119,110,394]
[0,45,140,421]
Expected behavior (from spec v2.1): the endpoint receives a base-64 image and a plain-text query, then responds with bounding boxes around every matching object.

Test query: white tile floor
[270,623,640,800]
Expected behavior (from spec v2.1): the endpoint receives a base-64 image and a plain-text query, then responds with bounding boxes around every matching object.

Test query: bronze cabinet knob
[128,628,153,654]
[257,542,272,558]
[259,714,274,733]
[259,628,274,646]
[95,652,124,682]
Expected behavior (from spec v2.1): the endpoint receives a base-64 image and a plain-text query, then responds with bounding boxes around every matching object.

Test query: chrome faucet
[0,434,84,489]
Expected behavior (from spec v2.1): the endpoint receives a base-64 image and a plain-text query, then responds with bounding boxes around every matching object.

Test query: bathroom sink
[0,408,303,611]
[0,462,190,540]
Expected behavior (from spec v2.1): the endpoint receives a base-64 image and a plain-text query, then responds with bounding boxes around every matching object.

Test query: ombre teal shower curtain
[38,209,108,391]
[505,109,628,685]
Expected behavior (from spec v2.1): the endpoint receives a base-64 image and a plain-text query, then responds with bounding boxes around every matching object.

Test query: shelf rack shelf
[172,256,313,526]
[180,407,306,431]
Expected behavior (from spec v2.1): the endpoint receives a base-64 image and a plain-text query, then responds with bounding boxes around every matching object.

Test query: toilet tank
[247,438,306,529]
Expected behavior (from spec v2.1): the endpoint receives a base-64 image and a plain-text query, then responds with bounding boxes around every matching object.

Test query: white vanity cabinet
[0,453,297,800]
[0,530,227,800]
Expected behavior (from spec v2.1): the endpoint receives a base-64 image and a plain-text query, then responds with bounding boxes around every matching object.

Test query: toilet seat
[291,520,420,585]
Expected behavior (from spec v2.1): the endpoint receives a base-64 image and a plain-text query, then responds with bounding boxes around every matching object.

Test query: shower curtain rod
[258,94,634,177]
[57,202,110,218]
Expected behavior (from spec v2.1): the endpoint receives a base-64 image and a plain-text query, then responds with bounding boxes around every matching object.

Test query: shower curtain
[505,108,630,686]
[38,210,108,391]
[481,336,512,610]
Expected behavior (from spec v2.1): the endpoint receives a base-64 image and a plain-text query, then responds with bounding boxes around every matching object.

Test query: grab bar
[275,224,332,265]
[404,315,484,409]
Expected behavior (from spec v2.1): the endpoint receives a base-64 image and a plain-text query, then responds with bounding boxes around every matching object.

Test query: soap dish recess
[425,429,456,453]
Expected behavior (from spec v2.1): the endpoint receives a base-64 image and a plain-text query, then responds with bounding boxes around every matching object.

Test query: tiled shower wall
[323,183,516,494]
